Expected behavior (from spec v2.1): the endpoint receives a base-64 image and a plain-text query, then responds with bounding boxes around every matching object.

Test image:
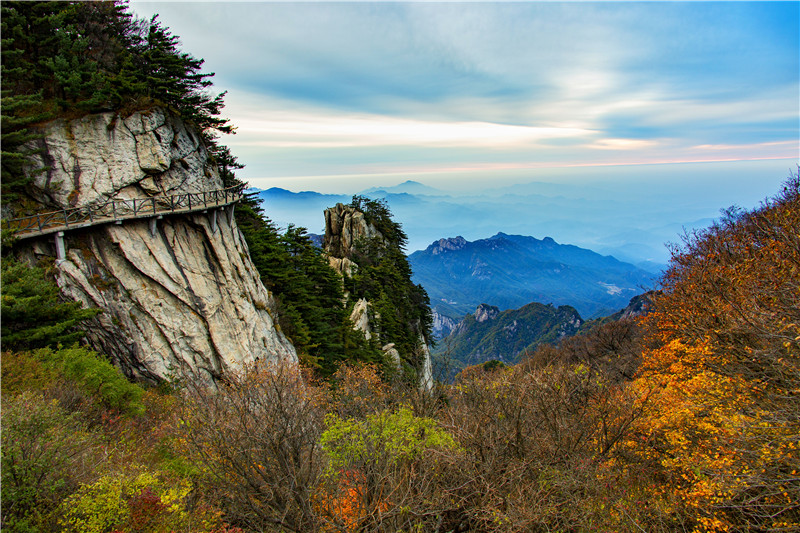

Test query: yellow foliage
[58,469,192,533]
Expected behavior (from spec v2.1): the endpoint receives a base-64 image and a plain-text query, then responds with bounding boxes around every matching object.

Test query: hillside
[436,302,583,367]
[409,233,654,321]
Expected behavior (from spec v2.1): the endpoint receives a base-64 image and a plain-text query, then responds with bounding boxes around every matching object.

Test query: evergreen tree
[346,196,434,375]
[1,258,100,351]
[0,1,234,209]
[235,196,380,376]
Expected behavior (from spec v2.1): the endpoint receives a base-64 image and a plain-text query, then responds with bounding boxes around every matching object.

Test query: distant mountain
[435,302,583,367]
[251,188,350,232]
[409,233,654,320]
[249,183,718,264]
[361,180,443,196]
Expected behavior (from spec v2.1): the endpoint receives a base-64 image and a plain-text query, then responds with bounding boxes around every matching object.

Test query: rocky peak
[427,236,467,255]
[323,203,386,261]
[474,303,500,323]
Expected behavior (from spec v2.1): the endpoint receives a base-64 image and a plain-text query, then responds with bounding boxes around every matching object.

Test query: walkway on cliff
[3,185,243,240]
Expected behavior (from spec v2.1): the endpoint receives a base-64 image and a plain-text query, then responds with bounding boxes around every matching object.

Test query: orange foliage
[629,176,800,532]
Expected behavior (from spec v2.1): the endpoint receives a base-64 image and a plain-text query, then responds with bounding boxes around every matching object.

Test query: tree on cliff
[235,197,382,376]
[347,196,434,375]
[0,0,233,206]
[1,258,100,351]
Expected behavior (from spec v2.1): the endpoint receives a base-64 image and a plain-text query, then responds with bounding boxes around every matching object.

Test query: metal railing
[2,185,243,239]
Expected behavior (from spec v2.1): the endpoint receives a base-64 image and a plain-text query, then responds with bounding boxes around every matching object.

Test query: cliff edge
[15,108,296,382]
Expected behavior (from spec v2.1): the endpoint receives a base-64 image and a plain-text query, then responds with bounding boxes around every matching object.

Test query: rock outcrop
[28,108,213,211]
[474,303,500,323]
[18,108,296,382]
[323,203,387,271]
[323,202,433,389]
[431,309,458,339]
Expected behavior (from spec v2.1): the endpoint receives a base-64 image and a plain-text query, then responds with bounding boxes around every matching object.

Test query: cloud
[227,98,594,149]
[129,1,798,192]
[587,139,659,151]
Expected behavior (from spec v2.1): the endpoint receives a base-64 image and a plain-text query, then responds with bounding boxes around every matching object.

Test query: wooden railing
[2,185,243,239]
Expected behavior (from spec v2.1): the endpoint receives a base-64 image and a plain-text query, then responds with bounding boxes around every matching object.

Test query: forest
[2,2,798,532]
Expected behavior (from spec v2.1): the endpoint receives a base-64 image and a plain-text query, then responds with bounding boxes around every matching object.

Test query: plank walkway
[2,186,243,240]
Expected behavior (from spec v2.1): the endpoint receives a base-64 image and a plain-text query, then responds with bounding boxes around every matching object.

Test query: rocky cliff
[324,203,433,389]
[16,108,296,382]
[323,203,388,262]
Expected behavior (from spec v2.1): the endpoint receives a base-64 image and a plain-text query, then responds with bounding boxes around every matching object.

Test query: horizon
[129,1,798,258]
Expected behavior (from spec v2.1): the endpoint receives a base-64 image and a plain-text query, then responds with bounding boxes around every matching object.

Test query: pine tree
[1,258,100,351]
[0,1,235,208]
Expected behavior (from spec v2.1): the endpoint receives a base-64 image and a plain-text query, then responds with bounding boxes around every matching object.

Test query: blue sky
[129,1,798,197]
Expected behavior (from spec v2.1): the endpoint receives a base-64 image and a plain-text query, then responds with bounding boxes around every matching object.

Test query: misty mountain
[361,180,443,196]
[250,182,717,269]
[408,233,654,320]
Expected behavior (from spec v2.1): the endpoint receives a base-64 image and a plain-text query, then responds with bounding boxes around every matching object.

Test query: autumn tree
[179,361,329,532]
[631,174,800,531]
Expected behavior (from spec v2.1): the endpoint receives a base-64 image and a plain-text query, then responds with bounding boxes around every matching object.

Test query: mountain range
[249,179,726,271]
[408,233,654,321]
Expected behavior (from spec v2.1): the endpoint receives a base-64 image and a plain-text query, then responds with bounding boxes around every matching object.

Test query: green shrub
[321,406,458,473]
[1,392,98,532]
[58,469,192,533]
[44,345,144,415]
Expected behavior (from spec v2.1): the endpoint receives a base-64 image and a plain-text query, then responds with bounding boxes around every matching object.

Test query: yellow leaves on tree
[631,175,800,532]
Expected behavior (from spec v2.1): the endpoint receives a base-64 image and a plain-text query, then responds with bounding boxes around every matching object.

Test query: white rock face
[418,338,434,391]
[349,298,374,341]
[432,309,458,338]
[22,108,297,382]
[28,108,211,210]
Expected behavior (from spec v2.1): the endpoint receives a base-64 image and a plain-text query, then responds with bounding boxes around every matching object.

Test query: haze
[130,1,799,259]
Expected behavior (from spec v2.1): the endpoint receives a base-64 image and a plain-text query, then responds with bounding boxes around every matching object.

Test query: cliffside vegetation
[5,175,796,532]
[1,0,233,207]
[345,196,433,372]
[234,198,384,376]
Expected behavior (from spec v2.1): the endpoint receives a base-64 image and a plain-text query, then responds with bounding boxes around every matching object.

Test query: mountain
[252,184,729,265]
[361,180,443,196]
[436,302,583,367]
[409,233,654,321]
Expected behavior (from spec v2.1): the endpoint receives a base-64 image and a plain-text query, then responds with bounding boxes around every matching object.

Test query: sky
[128,1,799,200]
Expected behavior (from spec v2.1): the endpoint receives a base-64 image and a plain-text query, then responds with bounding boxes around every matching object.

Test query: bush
[179,361,329,532]
[319,406,460,532]
[1,392,100,532]
[58,469,193,533]
[45,345,145,415]
[3,346,144,416]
